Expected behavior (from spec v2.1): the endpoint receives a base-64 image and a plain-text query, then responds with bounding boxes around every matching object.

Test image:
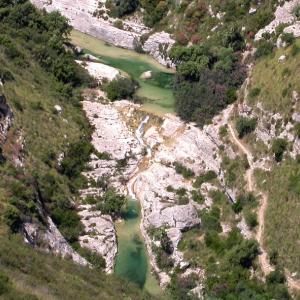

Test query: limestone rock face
[142,32,175,67]
[255,0,300,40]
[23,217,89,266]
[78,205,117,273]
[81,96,236,284]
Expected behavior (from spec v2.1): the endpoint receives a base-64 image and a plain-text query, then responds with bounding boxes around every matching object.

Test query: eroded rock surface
[255,0,300,40]
[81,88,235,285]
[78,205,117,273]
[23,217,89,266]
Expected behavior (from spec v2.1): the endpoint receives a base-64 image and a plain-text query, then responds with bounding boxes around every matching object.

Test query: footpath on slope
[228,123,300,292]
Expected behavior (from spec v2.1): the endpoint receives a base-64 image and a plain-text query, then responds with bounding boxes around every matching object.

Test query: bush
[227,239,259,268]
[255,40,274,58]
[60,139,93,179]
[95,188,127,218]
[294,123,300,138]
[77,247,106,270]
[266,267,286,285]
[249,87,261,98]
[104,77,137,101]
[0,272,10,295]
[235,116,257,138]
[245,211,258,229]
[4,205,22,233]
[113,20,123,29]
[293,4,300,20]
[281,32,295,46]
[191,190,204,204]
[174,162,195,179]
[202,207,222,232]
[232,193,256,214]
[194,170,217,188]
[272,138,288,162]
[161,230,174,255]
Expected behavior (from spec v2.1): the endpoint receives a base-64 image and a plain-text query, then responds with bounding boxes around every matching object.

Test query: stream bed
[73,30,169,296]
[115,200,162,296]
[71,30,175,115]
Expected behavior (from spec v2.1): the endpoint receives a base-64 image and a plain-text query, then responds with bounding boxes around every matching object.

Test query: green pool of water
[115,200,162,296]
[71,30,175,115]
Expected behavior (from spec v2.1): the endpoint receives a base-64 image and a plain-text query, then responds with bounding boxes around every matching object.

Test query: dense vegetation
[171,38,246,126]
[104,77,138,101]
[0,0,94,244]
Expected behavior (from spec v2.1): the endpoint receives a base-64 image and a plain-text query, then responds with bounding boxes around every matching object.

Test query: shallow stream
[71,30,175,115]
[72,30,170,296]
[115,200,161,296]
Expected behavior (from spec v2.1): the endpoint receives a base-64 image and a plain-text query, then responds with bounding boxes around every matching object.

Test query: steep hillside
[0,1,154,299]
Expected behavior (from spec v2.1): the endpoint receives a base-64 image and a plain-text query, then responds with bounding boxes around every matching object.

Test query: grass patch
[0,235,153,300]
[255,158,300,278]
[248,39,300,115]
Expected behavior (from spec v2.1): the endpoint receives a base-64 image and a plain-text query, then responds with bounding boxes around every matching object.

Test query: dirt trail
[228,123,300,291]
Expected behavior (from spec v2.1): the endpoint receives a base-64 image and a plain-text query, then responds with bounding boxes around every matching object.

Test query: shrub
[113,20,123,29]
[235,116,257,138]
[4,205,22,232]
[95,188,127,218]
[201,207,222,232]
[269,249,279,266]
[249,87,261,98]
[104,77,137,101]
[232,193,256,214]
[291,43,300,56]
[60,139,93,179]
[245,211,258,229]
[161,230,174,255]
[0,272,10,295]
[219,125,228,138]
[77,247,106,270]
[266,267,286,285]
[156,249,174,270]
[227,239,259,268]
[174,162,195,179]
[294,123,300,138]
[194,170,217,188]
[272,138,288,162]
[255,40,274,58]
[191,190,204,204]
[293,4,300,20]
[281,32,295,46]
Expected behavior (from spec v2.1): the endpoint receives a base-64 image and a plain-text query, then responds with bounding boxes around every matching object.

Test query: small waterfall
[135,115,149,146]
[135,115,152,157]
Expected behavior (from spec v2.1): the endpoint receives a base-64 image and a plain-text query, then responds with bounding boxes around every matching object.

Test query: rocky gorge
[77,58,240,291]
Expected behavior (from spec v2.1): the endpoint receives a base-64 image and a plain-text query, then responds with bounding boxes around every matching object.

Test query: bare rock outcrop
[78,205,117,273]
[255,0,300,40]
[76,60,121,82]
[23,217,89,266]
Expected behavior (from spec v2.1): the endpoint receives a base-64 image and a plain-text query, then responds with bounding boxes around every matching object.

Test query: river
[72,30,172,296]
[71,30,175,116]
